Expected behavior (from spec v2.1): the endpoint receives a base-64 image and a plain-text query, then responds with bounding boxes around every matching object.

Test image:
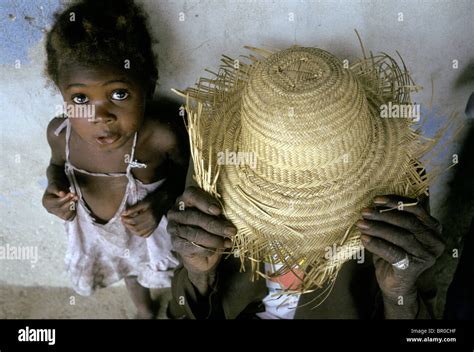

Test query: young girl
[42,0,188,318]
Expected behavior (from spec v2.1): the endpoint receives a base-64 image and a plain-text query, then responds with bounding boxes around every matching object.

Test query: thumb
[47,182,64,197]
[47,182,76,201]
[122,201,149,217]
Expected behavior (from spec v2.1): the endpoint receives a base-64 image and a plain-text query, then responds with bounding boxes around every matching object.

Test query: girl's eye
[72,94,89,104]
[111,90,129,101]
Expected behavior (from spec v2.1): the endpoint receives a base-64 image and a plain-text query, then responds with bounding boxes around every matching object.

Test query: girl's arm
[42,118,77,220]
[45,118,69,189]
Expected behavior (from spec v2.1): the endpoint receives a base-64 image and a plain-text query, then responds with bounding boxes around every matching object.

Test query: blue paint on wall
[0,0,62,65]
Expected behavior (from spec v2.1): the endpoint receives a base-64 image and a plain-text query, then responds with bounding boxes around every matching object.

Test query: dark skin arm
[169,189,444,319]
[121,121,189,238]
[357,195,445,319]
[167,187,235,295]
[42,118,78,220]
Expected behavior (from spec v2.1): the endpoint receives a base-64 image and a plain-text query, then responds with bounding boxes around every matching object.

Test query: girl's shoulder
[138,116,181,156]
[46,117,67,163]
[140,99,189,155]
[47,116,66,136]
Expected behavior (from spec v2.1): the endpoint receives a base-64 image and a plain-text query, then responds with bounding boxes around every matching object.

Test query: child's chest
[69,139,167,223]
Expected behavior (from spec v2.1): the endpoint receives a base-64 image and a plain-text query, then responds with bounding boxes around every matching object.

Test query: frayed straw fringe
[174,33,462,306]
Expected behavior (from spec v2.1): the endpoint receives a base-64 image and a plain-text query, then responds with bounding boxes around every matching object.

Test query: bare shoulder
[47,117,65,143]
[140,117,182,155]
[46,117,66,163]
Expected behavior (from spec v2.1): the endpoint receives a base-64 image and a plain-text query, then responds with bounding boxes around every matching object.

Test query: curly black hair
[46,0,158,97]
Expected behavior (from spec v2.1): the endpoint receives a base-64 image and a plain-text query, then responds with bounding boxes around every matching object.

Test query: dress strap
[53,118,72,162]
[129,132,138,166]
[127,132,147,169]
[53,119,68,136]
[65,118,72,162]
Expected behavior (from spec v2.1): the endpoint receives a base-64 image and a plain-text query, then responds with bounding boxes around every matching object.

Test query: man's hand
[42,182,78,221]
[357,195,444,318]
[167,187,236,294]
[121,198,160,238]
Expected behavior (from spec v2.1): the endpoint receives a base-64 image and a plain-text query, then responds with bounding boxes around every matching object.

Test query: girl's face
[57,64,147,151]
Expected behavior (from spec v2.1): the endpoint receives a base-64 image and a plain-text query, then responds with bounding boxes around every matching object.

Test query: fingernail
[224,239,233,248]
[361,207,373,217]
[224,226,237,236]
[356,220,369,229]
[360,234,370,243]
[374,196,388,205]
[209,205,221,215]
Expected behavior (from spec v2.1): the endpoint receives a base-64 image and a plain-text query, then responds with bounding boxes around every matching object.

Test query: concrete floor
[0,283,171,319]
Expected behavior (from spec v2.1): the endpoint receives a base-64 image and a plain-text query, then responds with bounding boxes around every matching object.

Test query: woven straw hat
[174,43,441,294]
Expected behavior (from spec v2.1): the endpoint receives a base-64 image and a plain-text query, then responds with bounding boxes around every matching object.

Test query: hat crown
[239,47,372,186]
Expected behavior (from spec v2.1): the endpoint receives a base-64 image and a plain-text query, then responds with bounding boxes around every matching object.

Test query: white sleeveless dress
[54,119,179,296]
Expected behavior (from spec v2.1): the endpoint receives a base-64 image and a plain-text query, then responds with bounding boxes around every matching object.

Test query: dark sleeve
[168,258,268,319]
[167,265,224,319]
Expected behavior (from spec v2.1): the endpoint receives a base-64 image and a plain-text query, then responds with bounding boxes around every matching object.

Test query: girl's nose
[91,105,116,124]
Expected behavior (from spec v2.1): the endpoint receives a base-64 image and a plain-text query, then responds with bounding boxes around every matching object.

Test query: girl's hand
[42,182,78,221]
[121,199,159,238]
[356,195,444,309]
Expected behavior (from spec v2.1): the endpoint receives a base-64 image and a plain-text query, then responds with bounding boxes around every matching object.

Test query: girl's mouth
[95,134,120,145]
